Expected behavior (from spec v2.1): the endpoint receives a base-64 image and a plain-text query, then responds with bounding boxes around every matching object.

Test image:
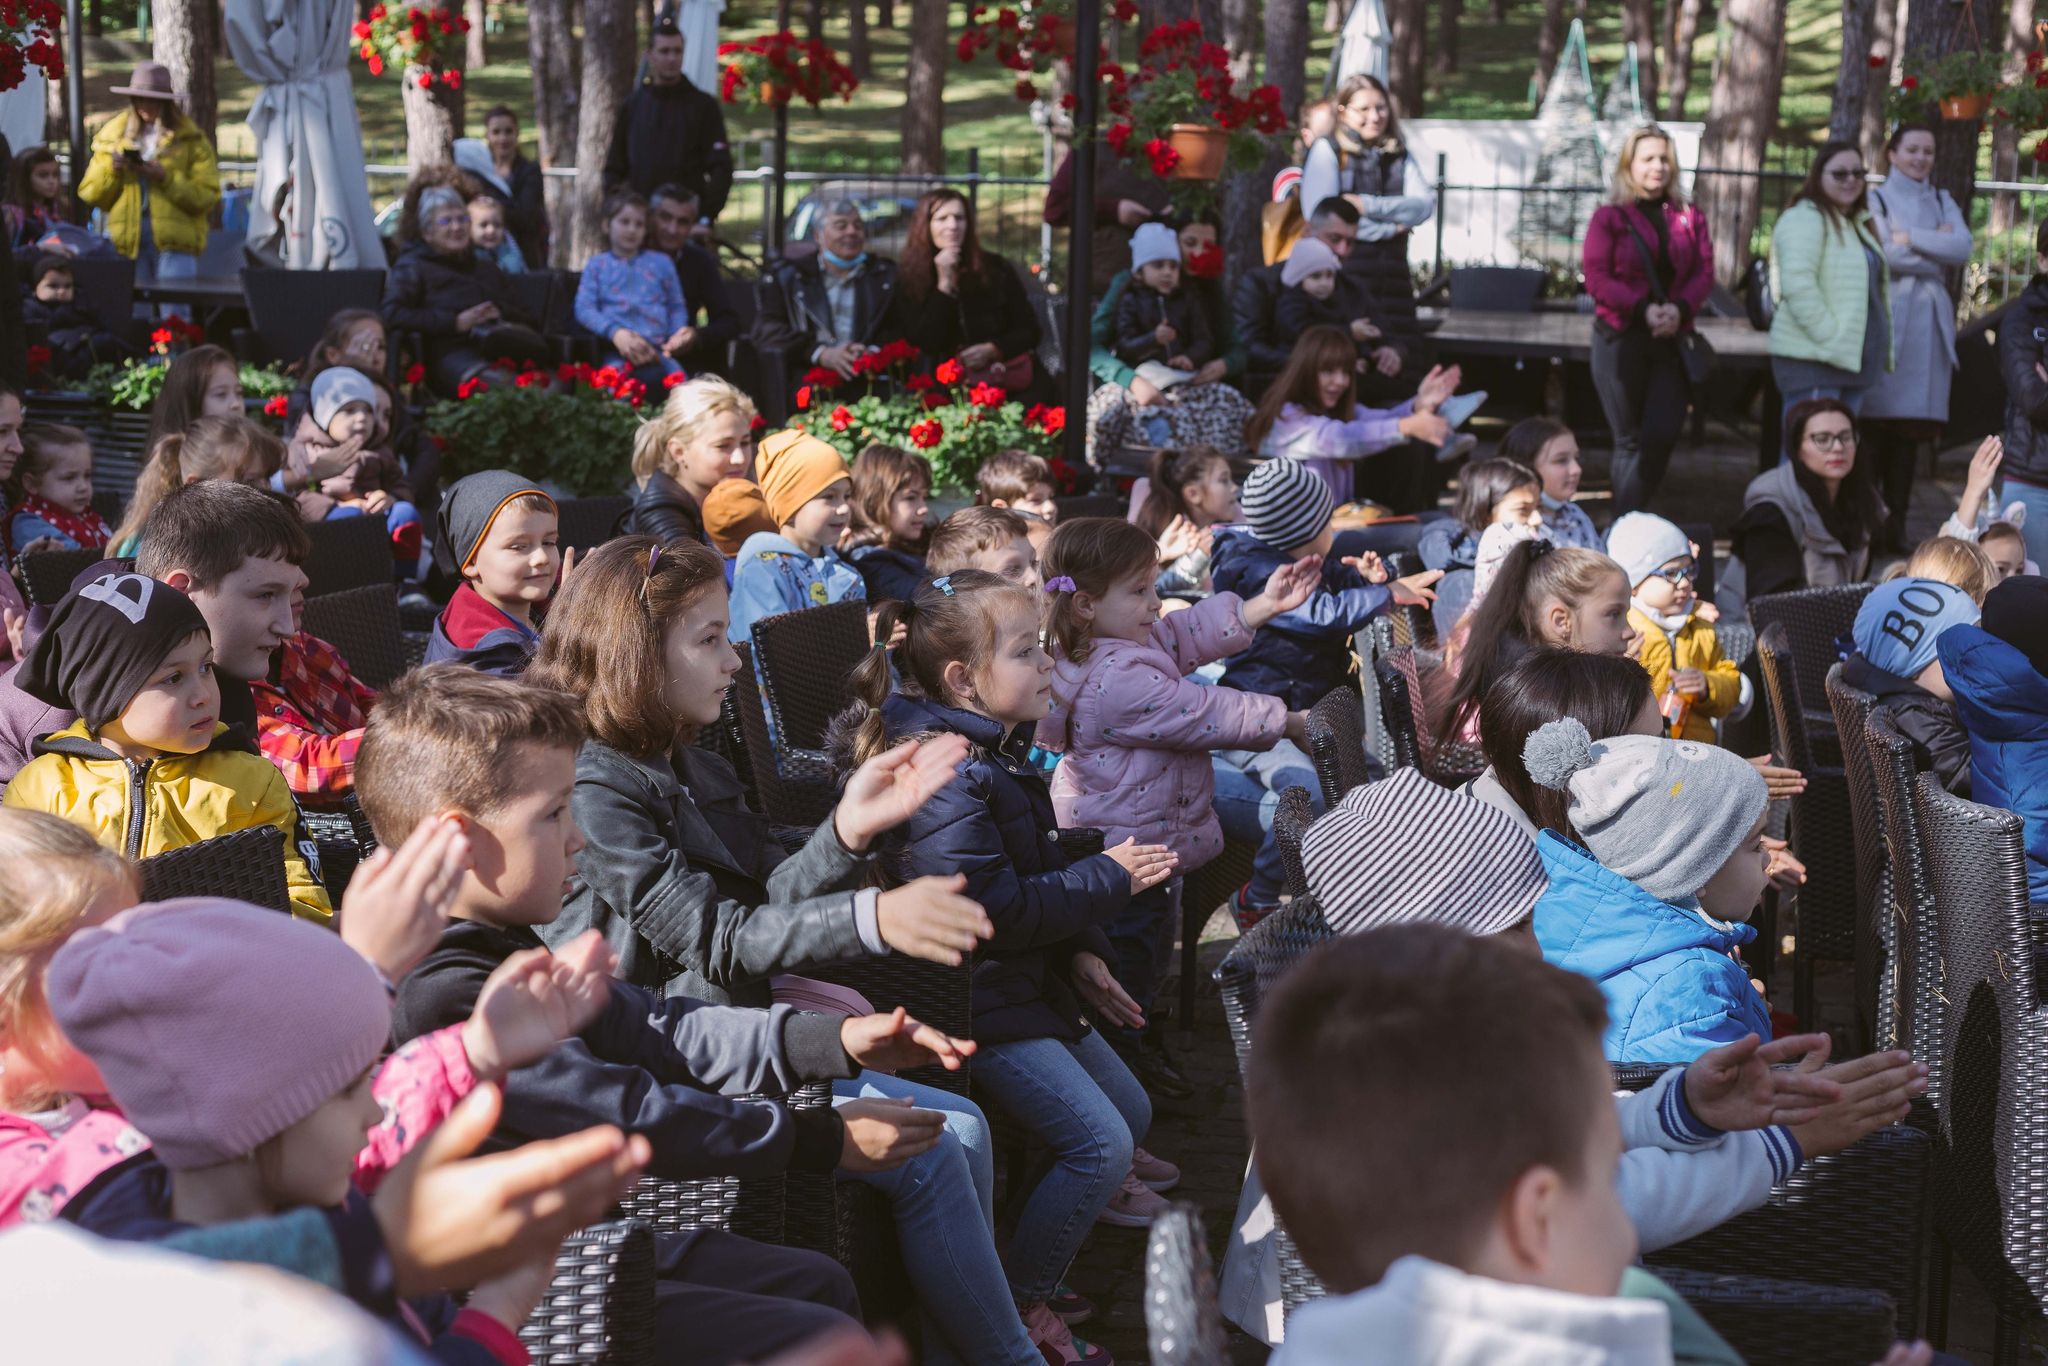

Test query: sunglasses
[1825,167,1868,182]
[1645,559,1697,585]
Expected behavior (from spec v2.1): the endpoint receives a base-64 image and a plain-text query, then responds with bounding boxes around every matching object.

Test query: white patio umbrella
[225,0,386,269]
[679,0,727,93]
[1334,0,1391,88]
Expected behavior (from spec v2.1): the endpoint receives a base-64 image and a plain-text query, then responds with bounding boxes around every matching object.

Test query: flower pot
[1166,123,1229,180]
[1939,91,1991,119]
[758,80,793,106]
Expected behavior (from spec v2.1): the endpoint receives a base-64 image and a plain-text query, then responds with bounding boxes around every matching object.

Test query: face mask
[822,248,868,271]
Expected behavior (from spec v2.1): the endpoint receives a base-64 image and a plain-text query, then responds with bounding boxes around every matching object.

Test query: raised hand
[840,1006,977,1073]
[1397,412,1452,446]
[1959,434,2004,526]
[463,935,615,1081]
[1748,755,1807,800]
[338,816,473,982]
[1389,569,1443,607]
[1787,1048,1928,1158]
[1157,514,1202,565]
[1105,836,1178,893]
[1414,363,1460,411]
[1680,1031,1843,1132]
[1342,551,1389,584]
[875,874,992,966]
[1244,555,1323,627]
[834,734,972,849]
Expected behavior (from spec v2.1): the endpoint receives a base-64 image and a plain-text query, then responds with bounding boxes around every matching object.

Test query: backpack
[1742,256,1773,331]
[1261,195,1304,265]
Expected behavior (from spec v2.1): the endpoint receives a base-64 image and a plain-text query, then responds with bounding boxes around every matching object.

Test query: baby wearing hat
[1523,717,1775,1063]
[282,366,421,562]
[727,429,865,645]
[1605,512,1746,743]
[424,470,559,676]
[1112,220,1214,378]
[1841,576,1978,797]
[1274,237,1369,346]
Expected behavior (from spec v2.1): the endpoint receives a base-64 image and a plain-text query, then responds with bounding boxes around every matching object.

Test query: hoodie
[1841,650,1971,798]
[1937,622,2048,901]
[727,531,866,646]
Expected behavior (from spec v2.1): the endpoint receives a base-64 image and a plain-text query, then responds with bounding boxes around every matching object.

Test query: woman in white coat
[1863,122,1972,552]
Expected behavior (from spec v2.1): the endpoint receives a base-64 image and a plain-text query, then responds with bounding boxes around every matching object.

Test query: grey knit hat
[1241,457,1334,553]
[1302,768,1548,937]
[1523,717,1768,903]
[433,469,555,577]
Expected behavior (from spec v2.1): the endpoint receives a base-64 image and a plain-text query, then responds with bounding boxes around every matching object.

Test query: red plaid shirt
[251,632,379,802]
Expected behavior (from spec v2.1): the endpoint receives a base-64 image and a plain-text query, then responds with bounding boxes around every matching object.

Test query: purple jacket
[0,662,72,786]
[1582,200,1714,335]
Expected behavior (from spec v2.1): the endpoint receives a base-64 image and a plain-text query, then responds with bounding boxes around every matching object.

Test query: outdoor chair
[303,513,397,598]
[1749,584,1873,770]
[751,600,871,757]
[809,947,973,1100]
[1053,494,1124,522]
[136,826,291,915]
[1272,784,1316,901]
[1178,836,1256,1025]
[16,545,104,608]
[65,257,139,338]
[728,641,839,827]
[1825,664,1887,1053]
[614,1081,824,1247]
[301,584,409,690]
[1866,710,1944,1082]
[1304,685,1372,805]
[1373,645,1485,786]
[1144,1202,1229,1366]
[1649,1268,1896,1366]
[235,268,386,368]
[1372,650,1424,773]
[556,495,634,561]
[520,1219,658,1366]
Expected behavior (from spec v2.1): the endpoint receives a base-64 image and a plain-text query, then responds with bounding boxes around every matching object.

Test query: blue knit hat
[1853,577,1978,680]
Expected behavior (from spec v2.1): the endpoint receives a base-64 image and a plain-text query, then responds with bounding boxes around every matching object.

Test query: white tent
[225,0,385,269]
[1334,0,1390,88]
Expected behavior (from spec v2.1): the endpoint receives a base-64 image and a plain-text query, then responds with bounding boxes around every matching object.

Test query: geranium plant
[1889,46,2006,119]
[85,320,293,413]
[794,352,1065,491]
[352,4,470,88]
[954,0,1136,104]
[1104,20,1287,205]
[428,360,658,496]
[717,30,859,109]
[1,0,63,93]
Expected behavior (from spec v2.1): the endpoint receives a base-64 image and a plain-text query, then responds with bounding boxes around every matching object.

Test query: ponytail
[1135,445,1227,539]
[112,415,286,553]
[1433,542,1616,739]
[846,599,914,767]
[111,436,188,550]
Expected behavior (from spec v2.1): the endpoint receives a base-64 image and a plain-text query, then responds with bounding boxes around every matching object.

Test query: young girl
[142,344,243,462]
[1134,445,1239,599]
[1499,416,1601,549]
[1419,456,1543,636]
[5,146,71,253]
[6,426,111,557]
[628,374,758,548]
[842,443,932,602]
[574,190,691,386]
[110,414,284,556]
[839,570,1183,1362]
[304,309,390,387]
[1894,534,1997,606]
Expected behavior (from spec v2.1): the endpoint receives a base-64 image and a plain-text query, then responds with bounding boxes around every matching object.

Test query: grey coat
[548,740,885,1005]
[1862,170,1971,421]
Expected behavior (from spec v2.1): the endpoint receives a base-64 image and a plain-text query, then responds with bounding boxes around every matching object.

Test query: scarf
[9,495,113,558]
[1629,597,1696,635]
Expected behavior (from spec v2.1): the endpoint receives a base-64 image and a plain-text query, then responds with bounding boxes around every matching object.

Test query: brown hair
[1135,444,1229,539]
[926,505,1031,576]
[1900,535,1997,606]
[1450,457,1540,538]
[1332,72,1405,151]
[356,664,585,845]
[898,188,993,305]
[1434,543,1625,739]
[304,308,385,382]
[143,344,240,458]
[845,443,932,553]
[975,450,1053,508]
[1044,518,1161,665]
[1246,325,1357,452]
[9,145,67,215]
[528,535,727,756]
[116,415,288,554]
[631,374,757,484]
[1249,924,1608,1293]
[1784,398,1884,553]
[8,424,91,503]
[1788,138,1869,233]
[134,478,310,592]
[1497,417,1573,470]
[1478,648,1657,836]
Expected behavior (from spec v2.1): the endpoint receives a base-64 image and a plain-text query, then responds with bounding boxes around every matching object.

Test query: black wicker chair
[1749,584,1873,770]
[557,495,634,559]
[301,584,410,690]
[1303,686,1371,805]
[728,641,839,827]
[1373,645,1484,786]
[303,514,397,598]
[1272,784,1316,901]
[520,1218,658,1366]
[1178,837,1255,1025]
[751,600,872,754]
[1650,1267,1897,1366]
[613,1081,832,1248]
[1371,651,1423,773]
[136,826,292,914]
[807,951,973,1099]
[15,545,105,608]
[236,268,388,367]
[1825,664,1887,1053]
[1865,710,1944,1086]
[1145,1202,1229,1366]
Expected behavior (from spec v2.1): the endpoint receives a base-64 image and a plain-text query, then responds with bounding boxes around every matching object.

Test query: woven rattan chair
[136,826,292,914]
[1178,836,1254,1024]
[1371,652,1423,773]
[302,514,396,598]
[613,1081,833,1247]
[728,641,838,827]
[1825,664,1887,1052]
[557,495,633,559]
[1651,1267,1896,1366]
[301,584,409,690]
[519,1219,658,1366]
[807,951,972,1099]
[1304,686,1371,805]
[1749,584,1873,769]
[1145,1202,1229,1366]
[752,601,872,753]
[16,545,105,608]
[1865,710,1943,1083]
[1272,784,1315,901]
[1374,645,1485,786]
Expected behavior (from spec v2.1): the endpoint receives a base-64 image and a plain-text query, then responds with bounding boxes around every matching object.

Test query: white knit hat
[1281,237,1341,288]
[1605,512,1692,590]
[1130,221,1181,272]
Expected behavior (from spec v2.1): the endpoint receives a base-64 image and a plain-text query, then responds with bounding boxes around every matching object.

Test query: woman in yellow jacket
[76,62,219,281]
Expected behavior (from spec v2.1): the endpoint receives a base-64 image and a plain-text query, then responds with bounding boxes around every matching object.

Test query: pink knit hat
[46,899,391,1171]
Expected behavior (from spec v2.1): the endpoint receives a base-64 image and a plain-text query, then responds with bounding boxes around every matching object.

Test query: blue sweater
[1938,623,2048,903]
[576,248,690,344]
[1209,527,1392,711]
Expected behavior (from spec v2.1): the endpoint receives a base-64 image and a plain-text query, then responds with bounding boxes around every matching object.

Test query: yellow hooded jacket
[1628,606,1744,744]
[3,719,332,923]
[77,112,220,259]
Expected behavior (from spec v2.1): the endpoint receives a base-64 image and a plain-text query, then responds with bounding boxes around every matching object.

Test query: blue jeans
[833,1073,1035,1365]
[1101,878,1178,1046]
[1213,738,1324,906]
[2003,478,2048,576]
[134,206,198,322]
[973,1029,1151,1301]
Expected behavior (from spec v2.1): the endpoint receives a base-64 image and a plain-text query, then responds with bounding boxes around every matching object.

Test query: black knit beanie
[19,573,211,729]
[432,470,555,578]
[1982,575,2048,680]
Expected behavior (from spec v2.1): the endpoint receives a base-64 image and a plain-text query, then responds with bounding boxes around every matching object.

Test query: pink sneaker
[1022,1300,1113,1365]
[1131,1146,1181,1193]
[1096,1169,1171,1227]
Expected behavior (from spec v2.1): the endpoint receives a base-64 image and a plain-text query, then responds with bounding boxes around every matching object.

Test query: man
[750,199,903,395]
[1235,197,1417,394]
[604,19,735,222]
[648,185,741,374]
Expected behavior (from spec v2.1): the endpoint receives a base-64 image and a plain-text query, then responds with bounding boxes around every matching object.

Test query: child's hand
[338,816,472,982]
[360,489,394,515]
[1349,318,1381,341]
[755,1326,912,1366]
[1960,434,2004,523]
[1244,555,1324,627]
[1284,710,1309,743]
[1874,1343,1935,1366]
[463,934,616,1082]
[556,544,580,588]
[1153,320,1177,346]
[1414,363,1460,412]
[1693,601,1721,623]
[837,1096,945,1172]
[1673,667,1708,699]
[1786,1047,1928,1159]
[1166,354,1193,371]
[465,1245,560,1334]
[1070,950,1146,1029]
[3,605,23,661]
[1389,569,1443,608]
[1106,836,1178,893]
[1157,514,1202,565]
[1748,755,1807,800]
[1762,836,1806,892]
[1371,346,1403,377]
[14,536,64,559]
[1342,551,1389,584]
[1397,412,1451,446]
[876,874,993,966]
[835,734,972,850]
[1680,1031,1844,1132]
[840,1006,976,1073]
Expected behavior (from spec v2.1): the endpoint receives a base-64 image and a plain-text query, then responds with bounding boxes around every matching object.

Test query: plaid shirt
[251,632,378,802]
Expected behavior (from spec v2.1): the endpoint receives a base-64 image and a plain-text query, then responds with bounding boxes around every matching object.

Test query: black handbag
[1618,210,1715,387]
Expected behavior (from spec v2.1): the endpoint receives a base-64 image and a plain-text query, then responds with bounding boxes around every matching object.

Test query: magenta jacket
[1582,200,1715,335]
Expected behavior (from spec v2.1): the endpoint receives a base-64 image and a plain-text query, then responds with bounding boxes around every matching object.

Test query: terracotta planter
[1939,91,1991,120]
[1166,123,1229,180]
[758,80,793,106]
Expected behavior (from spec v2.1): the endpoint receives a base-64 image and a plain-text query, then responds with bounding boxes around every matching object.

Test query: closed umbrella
[1332,0,1390,89]
[225,0,385,269]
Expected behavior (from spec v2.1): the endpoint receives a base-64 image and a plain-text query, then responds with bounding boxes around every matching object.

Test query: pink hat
[47,899,390,1170]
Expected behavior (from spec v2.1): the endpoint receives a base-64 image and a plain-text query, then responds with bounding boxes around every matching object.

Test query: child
[1134,444,1237,599]
[282,366,422,563]
[976,449,1060,524]
[1938,575,2048,903]
[22,257,132,380]
[5,146,71,253]
[0,383,25,664]
[1842,576,1977,796]
[926,504,1042,593]
[575,190,691,385]
[3,571,330,921]
[142,344,244,464]
[1273,238,1382,363]
[703,478,776,584]
[1524,716,1775,1061]
[1895,534,1996,606]
[304,308,390,385]
[6,425,110,557]
[836,570,1181,1358]
[1607,512,1746,743]
[728,430,864,644]
[843,442,932,602]
[110,414,284,557]
[1501,415,1602,549]
[426,470,559,675]
[1112,222,1214,446]
[1936,432,2038,582]
[1418,456,1543,635]
[1982,521,2033,583]
[630,374,759,548]
[468,193,526,275]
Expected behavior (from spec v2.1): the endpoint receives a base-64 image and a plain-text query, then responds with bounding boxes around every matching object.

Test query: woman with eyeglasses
[1767,141,1892,420]
[380,171,548,397]
[1723,398,1887,612]
[1297,74,1433,328]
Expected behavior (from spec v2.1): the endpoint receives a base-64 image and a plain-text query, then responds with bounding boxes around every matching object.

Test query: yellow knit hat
[755,429,850,525]
[702,479,778,556]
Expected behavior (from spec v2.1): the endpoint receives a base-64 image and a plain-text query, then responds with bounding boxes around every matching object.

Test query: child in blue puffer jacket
[1523,717,1776,1063]
[1938,574,2048,904]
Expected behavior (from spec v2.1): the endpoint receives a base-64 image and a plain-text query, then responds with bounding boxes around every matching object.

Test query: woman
[1863,122,1972,552]
[76,62,219,282]
[895,188,1041,394]
[1769,140,1890,418]
[1295,74,1432,322]
[1085,210,1255,458]
[1724,398,1887,612]
[1581,124,1713,516]
[380,178,546,395]
[454,105,550,269]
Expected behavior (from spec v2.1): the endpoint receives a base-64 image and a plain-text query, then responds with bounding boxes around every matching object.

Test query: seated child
[575,190,691,386]
[426,470,559,675]
[1939,434,2038,582]
[1895,534,1996,606]
[6,424,111,557]
[22,257,133,380]
[1842,577,1977,796]
[1418,456,1543,637]
[1113,224,1213,446]
[1981,521,2033,584]
[975,449,1060,524]
[1938,575,2048,904]
[703,478,777,585]
[109,414,284,558]
[282,366,422,563]
[1133,444,1238,599]
[842,443,932,602]
[728,430,865,643]
[1273,239,1383,363]
[1607,512,1746,742]
[468,193,526,275]
[3,571,330,921]
[629,374,760,549]
[1523,717,1774,1062]
[926,504,1042,593]
[1500,416,1601,550]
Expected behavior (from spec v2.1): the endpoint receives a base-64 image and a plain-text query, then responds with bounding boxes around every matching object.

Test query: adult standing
[1998,222,2048,573]
[1581,124,1714,516]
[750,197,902,394]
[76,63,219,286]
[1723,398,1887,613]
[454,106,550,270]
[894,189,1041,393]
[1296,74,1432,323]
[1862,122,1972,553]
[602,18,735,225]
[1768,140,1891,418]
[646,185,741,374]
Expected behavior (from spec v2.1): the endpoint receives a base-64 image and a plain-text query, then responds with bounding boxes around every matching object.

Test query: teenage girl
[1499,416,1601,549]
[843,443,933,602]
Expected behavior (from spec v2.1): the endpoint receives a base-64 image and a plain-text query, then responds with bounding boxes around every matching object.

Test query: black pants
[1351,439,1444,515]
[1590,326,1691,515]
[652,1226,862,1365]
[1862,418,1935,550]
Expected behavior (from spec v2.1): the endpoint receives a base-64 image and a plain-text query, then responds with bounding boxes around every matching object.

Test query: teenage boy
[925,505,1042,594]
[427,471,561,675]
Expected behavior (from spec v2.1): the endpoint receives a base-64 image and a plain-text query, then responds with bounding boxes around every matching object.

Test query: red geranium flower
[829,405,854,431]
[795,385,813,410]
[405,363,426,386]
[456,377,485,399]
[905,373,934,392]
[934,358,964,385]
[150,327,174,348]
[25,344,51,375]
[263,394,290,417]
[968,381,1007,408]
[664,370,690,389]
[445,69,462,90]
[1901,75,1918,90]
[1869,52,1887,68]
[750,413,767,432]
[1144,138,1180,177]
[1039,406,1067,435]
[803,365,843,388]
[368,55,384,76]
[1014,78,1037,102]
[908,418,944,448]
[418,71,435,88]
[1106,122,1134,155]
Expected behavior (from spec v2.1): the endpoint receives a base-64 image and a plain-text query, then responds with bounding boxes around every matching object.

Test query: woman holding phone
[77,62,219,285]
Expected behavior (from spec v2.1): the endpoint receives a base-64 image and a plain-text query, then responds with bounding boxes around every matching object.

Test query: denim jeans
[1772,359,1871,424]
[972,1029,1152,1301]
[1100,878,1178,1047]
[134,205,199,322]
[833,1073,1034,1365]
[2004,478,2048,576]
[1213,738,1324,906]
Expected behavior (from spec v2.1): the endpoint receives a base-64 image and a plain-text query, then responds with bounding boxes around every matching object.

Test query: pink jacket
[1582,200,1714,335]
[1037,592,1288,865]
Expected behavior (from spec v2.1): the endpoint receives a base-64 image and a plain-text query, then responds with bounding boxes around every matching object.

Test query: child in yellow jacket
[1607,512,1749,743]
[2,571,330,922]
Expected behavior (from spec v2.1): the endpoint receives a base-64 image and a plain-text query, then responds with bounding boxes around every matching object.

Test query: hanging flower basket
[758,80,792,106]
[1104,21,1287,210]
[717,31,858,111]
[1939,91,1991,119]
[954,0,1139,104]
[1166,123,1229,179]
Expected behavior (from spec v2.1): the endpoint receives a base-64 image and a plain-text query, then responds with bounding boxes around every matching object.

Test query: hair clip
[1044,576,1076,593]
[1527,538,1556,560]
[931,575,956,597]
[640,543,662,603]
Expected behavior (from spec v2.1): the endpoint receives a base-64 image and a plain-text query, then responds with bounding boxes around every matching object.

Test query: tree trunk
[1223,0,1266,280]
[152,0,219,143]
[466,0,488,68]
[901,0,947,174]
[1992,0,2034,232]
[573,0,637,261]
[1694,0,1789,284]
[875,0,892,28]
[1828,0,1878,145]
[806,0,825,38]
[402,73,461,173]
[1492,0,1510,21]
[1387,0,1427,115]
[1323,0,1344,32]
[1859,0,1899,160]
[848,0,871,78]
[88,0,101,38]
[1902,0,1993,226]
[530,0,580,267]
[1436,0,1460,73]
[1663,0,1708,116]
[1536,0,1567,98]
[1265,0,1309,118]
[1622,0,1659,113]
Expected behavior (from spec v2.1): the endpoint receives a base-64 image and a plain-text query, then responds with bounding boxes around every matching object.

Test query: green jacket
[78,112,219,259]
[1768,198,1892,375]
[1089,270,1247,388]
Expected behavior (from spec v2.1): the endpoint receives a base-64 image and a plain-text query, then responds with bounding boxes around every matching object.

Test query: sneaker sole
[1095,1206,1164,1228]
[1051,1303,1094,1326]
[1137,1173,1181,1193]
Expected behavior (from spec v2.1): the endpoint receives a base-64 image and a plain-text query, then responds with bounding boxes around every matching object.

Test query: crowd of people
[1,25,2046,1366]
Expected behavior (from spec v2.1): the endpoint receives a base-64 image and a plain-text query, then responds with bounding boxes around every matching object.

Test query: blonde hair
[113,415,285,551]
[632,375,758,483]
[1900,535,1997,605]
[1610,124,1686,206]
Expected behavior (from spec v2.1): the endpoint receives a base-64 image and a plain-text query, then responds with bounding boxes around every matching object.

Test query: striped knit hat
[1241,457,1334,553]
[1300,768,1549,937]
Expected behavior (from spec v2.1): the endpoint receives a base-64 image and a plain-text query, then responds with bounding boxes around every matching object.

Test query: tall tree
[1621,0,1660,112]
[402,78,462,173]
[1536,0,1567,98]
[1827,0,1879,146]
[848,0,872,78]
[1694,0,1789,283]
[153,0,218,142]
[573,0,637,260]
[1858,0,1901,159]
[902,0,948,174]
[1992,0,2034,232]
[1437,0,1461,75]
[1222,0,1271,279]
[876,0,893,28]
[529,0,580,265]
[1387,0,1427,114]
[1662,0,1710,116]
[1901,0,1996,223]
[466,0,488,69]
[1265,0,1309,116]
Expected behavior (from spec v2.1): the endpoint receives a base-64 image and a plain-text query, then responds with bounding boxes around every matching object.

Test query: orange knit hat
[702,479,778,556]
[755,429,850,525]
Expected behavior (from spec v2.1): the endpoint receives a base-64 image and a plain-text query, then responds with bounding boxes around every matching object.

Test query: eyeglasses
[428,214,468,230]
[1824,168,1868,182]
[1806,430,1858,451]
[1646,559,1697,585]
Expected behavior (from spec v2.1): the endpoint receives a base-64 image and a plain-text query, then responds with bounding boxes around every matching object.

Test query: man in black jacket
[751,199,903,398]
[1238,197,1424,398]
[648,184,742,376]
[604,19,735,222]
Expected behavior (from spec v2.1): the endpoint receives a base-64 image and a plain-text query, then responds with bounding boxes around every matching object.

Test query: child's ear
[160,569,195,595]
[1499,1162,1566,1279]
[1544,599,1574,644]
[941,658,976,706]
[989,498,1010,510]
[1071,589,1098,624]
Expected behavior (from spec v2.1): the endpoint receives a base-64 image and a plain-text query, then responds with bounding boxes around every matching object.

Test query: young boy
[924,504,1041,593]
[702,477,778,586]
[468,194,526,274]
[1938,574,2048,904]
[362,664,959,1364]
[728,429,865,645]
[1112,222,1213,376]
[2,571,331,921]
[21,257,132,380]
[1606,512,1747,743]
[1842,576,1977,796]
[427,470,559,675]
[974,449,1060,525]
